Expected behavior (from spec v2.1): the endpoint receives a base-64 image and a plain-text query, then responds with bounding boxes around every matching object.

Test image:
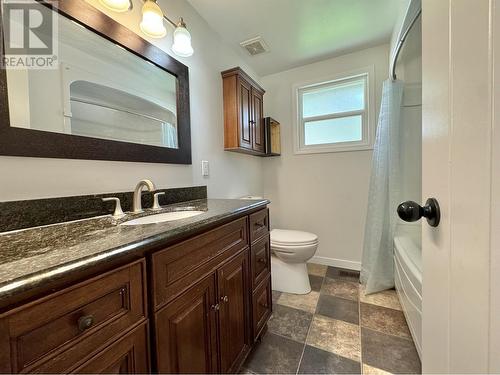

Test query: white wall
[0,0,264,201]
[261,44,389,270]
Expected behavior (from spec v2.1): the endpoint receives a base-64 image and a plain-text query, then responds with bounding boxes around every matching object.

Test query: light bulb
[98,0,132,12]
[172,19,194,57]
[140,0,167,38]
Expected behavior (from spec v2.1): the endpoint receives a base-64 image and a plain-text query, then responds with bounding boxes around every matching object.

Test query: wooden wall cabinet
[222,67,266,155]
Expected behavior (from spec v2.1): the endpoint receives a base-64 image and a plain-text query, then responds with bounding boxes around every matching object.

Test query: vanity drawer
[0,260,146,374]
[252,274,272,340]
[249,209,269,243]
[153,217,248,310]
[73,321,149,374]
[250,235,271,289]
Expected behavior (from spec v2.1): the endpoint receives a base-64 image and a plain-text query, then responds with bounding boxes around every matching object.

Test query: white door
[422,0,499,373]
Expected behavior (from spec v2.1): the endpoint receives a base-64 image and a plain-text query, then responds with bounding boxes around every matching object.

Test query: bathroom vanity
[0,198,270,374]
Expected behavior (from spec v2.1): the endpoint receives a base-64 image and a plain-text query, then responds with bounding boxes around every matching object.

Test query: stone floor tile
[316,294,359,325]
[326,266,360,282]
[272,290,282,305]
[321,278,359,301]
[306,315,361,362]
[244,332,304,374]
[360,303,411,339]
[298,345,361,374]
[277,291,320,313]
[362,364,393,375]
[360,286,402,311]
[268,304,313,343]
[307,263,327,277]
[309,274,324,292]
[361,328,421,374]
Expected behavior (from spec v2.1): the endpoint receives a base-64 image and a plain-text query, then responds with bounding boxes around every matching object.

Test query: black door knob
[397,198,441,227]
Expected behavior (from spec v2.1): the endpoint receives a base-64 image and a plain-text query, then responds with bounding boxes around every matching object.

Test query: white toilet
[239,196,319,294]
[270,229,319,294]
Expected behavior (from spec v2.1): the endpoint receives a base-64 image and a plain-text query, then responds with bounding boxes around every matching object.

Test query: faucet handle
[152,192,165,210]
[102,197,125,218]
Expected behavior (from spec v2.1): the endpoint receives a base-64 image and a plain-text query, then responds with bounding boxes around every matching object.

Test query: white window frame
[293,66,375,154]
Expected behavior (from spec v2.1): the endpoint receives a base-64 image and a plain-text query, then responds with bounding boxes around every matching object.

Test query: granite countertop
[0,198,268,305]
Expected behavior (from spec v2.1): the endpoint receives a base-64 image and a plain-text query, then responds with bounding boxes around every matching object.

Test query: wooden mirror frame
[0,0,191,164]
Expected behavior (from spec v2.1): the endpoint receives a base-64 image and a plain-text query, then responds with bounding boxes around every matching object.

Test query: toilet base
[271,255,311,294]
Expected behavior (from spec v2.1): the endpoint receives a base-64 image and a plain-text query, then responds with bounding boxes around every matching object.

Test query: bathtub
[394,225,422,358]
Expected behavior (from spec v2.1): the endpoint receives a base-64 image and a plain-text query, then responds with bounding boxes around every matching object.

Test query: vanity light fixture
[99,0,194,57]
[98,0,132,13]
[140,0,167,38]
[171,18,194,57]
[140,0,194,57]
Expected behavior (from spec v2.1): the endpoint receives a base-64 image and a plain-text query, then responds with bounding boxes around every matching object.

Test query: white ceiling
[187,0,405,76]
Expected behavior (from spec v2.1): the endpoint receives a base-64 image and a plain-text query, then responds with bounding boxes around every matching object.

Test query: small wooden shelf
[264,117,281,157]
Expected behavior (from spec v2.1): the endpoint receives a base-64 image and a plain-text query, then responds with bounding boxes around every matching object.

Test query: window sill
[294,143,374,155]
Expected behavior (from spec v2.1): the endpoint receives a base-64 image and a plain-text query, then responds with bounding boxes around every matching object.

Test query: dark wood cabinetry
[218,250,250,373]
[73,322,149,374]
[222,67,266,155]
[155,275,218,374]
[0,208,271,374]
[248,209,272,341]
[0,261,147,374]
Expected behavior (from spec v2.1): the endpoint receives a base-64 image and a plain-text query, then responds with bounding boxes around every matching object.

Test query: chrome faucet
[132,179,156,213]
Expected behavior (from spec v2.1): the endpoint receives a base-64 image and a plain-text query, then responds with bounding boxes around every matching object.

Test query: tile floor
[242,264,421,374]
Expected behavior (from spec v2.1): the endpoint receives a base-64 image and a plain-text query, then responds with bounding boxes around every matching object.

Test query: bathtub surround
[242,263,421,374]
[262,44,389,269]
[0,186,206,232]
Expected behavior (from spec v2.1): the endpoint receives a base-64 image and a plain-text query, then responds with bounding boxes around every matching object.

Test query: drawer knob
[258,257,266,264]
[77,315,95,332]
[211,303,220,311]
[259,302,268,309]
[221,295,229,303]
[254,222,266,228]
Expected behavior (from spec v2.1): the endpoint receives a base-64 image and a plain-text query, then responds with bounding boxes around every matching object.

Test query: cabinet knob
[254,222,265,228]
[211,303,220,311]
[258,257,266,264]
[221,295,229,303]
[77,315,95,332]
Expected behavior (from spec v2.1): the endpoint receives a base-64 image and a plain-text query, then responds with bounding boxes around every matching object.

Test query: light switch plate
[201,160,209,177]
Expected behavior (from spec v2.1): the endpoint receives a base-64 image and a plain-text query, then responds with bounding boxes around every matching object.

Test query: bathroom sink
[121,211,205,225]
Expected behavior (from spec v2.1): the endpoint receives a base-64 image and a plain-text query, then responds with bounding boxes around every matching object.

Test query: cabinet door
[252,274,272,341]
[217,250,250,373]
[238,78,253,150]
[155,274,218,374]
[251,88,265,153]
[74,322,149,374]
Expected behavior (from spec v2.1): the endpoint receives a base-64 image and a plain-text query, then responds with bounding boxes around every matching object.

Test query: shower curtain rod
[391,9,422,81]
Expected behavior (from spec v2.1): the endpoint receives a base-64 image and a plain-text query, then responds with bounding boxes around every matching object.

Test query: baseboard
[309,256,361,271]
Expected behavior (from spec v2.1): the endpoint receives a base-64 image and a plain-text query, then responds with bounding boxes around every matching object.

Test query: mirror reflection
[6,3,179,149]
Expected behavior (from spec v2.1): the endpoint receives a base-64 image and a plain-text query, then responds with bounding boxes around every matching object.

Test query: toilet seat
[271,242,318,253]
[271,229,318,247]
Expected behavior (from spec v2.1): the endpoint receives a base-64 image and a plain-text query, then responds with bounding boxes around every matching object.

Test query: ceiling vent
[240,36,270,56]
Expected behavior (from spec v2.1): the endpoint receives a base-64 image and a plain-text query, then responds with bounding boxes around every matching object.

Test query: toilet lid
[271,229,318,246]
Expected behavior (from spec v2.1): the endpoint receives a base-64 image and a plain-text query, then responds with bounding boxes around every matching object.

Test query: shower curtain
[361,79,404,295]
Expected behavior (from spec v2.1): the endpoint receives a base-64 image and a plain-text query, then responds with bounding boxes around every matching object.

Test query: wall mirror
[0,0,191,164]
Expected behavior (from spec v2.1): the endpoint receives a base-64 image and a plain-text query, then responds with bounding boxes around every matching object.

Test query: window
[294,71,374,154]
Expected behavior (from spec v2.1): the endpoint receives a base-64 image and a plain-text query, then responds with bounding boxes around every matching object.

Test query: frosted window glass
[304,115,362,146]
[302,80,364,118]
